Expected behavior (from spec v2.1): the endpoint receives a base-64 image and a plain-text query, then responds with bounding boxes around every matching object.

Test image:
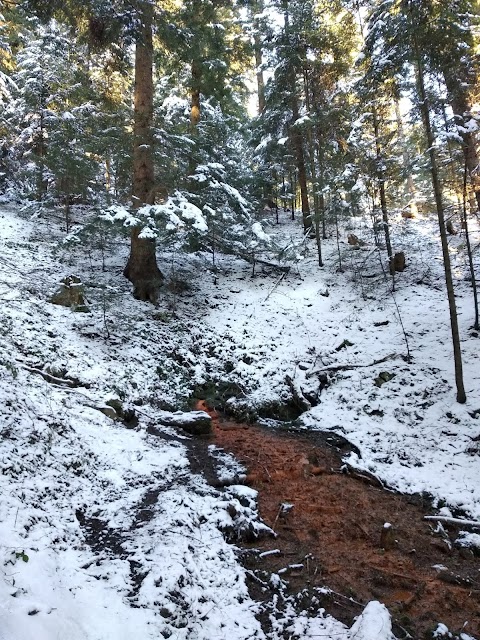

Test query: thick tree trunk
[124,0,163,303]
[415,40,466,404]
[444,72,480,214]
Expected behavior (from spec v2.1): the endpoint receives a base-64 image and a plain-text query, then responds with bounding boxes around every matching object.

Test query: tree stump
[389,251,406,275]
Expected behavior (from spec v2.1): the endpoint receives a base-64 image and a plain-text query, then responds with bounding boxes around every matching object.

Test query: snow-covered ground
[0,201,478,639]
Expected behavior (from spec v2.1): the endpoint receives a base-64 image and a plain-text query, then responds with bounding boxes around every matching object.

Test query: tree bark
[444,72,480,214]
[462,160,480,330]
[189,58,202,175]
[394,96,417,216]
[372,108,393,268]
[414,35,466,404]
[252,0,266,114]
[304,70,322,263]
[282,0,311,234]
[123,0,163,303]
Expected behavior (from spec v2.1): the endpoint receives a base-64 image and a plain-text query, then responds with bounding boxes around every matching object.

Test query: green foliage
[15,550,29,563]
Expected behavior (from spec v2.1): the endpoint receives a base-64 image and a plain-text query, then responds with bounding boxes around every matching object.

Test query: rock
[106,398,123,415]
[101,398,138,427]
[458,546,474,560]
[97,405,118,420]
[122,408,138,428]
[374,371,396,387]
[44,363,67,379]
[157,410,212,436]
[347,233,365,246]
[50,275,89,312]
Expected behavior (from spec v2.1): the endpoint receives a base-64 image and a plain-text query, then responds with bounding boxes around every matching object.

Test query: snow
[456,532,480,551]
[0,202,479,638]
[349,601,395,640]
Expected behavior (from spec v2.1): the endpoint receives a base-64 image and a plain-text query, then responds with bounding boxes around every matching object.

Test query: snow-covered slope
[0,202,478,639]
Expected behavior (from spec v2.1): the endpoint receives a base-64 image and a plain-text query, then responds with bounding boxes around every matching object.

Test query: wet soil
[197,402,480,639]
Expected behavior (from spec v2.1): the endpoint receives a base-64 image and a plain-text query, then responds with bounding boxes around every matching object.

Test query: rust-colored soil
[198,402,480,638]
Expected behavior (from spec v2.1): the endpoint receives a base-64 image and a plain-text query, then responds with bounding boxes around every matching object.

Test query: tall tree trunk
[394,97,417,216]
[462,160,480,330]
[252,0,266,114]
[304,70,322,264]
[372,108,393,268]
[282,0,311,234]
[189,58,202,175]
[444,72,480,215]
[437,88,463,213]
[36,67,47,201]
[291,99,311,233]
[414,34,466,404]
[124,0,163,303]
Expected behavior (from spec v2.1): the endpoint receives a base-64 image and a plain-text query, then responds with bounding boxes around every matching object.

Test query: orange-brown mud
[197,401,480,638]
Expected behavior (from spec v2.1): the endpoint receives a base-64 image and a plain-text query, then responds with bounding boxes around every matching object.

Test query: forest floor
[0,200,479,639]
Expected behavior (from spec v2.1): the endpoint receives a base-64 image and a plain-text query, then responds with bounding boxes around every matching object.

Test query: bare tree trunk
[124,0,163,303]
[414,36,466,403]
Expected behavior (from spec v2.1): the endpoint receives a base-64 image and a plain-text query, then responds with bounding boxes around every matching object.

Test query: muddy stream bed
[194,401,480,639]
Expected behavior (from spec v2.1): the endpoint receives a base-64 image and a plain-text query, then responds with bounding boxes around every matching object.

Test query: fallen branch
[240,252,291,273]
[255,257,291,273]
[343,464,385,489]
[306,353,398,378]
[369,565,420,586]
[18,363,84,388]
[424,515,480,529]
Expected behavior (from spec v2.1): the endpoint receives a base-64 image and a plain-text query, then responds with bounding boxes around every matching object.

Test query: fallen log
[424,515,480,529]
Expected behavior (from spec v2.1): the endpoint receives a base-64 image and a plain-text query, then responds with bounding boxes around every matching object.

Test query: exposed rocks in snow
[156,409,213,436]
[50,274,89,312]
[374,371,396,387]
[97,404,118,420]
[347,232,365,246]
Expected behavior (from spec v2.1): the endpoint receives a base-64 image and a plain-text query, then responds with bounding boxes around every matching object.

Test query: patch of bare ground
[197,402,480,639]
